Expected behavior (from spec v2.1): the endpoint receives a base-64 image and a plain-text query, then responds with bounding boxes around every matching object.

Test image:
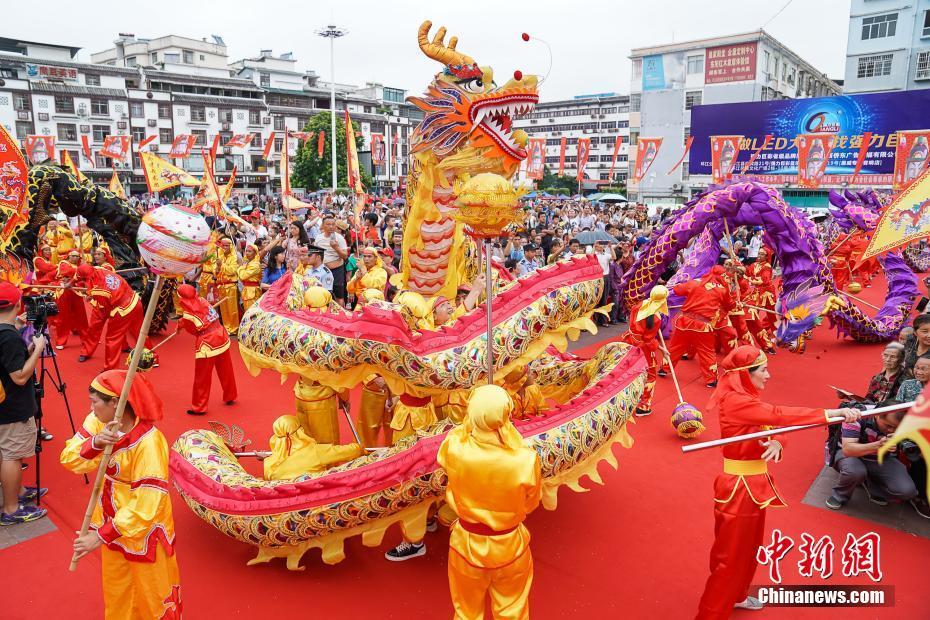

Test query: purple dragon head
[775,279,834,353]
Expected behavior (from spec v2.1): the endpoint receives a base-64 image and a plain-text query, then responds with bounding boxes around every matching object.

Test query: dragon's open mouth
[470,92,538,159]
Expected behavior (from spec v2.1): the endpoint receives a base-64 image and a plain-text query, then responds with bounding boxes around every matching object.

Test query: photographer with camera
[0,282,48,525]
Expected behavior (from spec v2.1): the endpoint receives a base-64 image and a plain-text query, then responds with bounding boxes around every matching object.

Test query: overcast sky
[4,0,851,99]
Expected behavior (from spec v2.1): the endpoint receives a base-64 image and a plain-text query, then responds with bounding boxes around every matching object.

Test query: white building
[513,93,630,190]
[91,34,230,78]
[629,30,840,202]
[844,0,930,93]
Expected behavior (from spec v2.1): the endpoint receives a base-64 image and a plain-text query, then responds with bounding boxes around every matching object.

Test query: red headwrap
[177,283,213,322]
[91,370,164,422]
[56,261,76,280]
[707,345,768,416]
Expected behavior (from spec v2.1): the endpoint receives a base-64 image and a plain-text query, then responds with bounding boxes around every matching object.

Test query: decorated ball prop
[847,282,862,294]
[137,204,211,276]
[671,402,706,439]
[454,173,524,238]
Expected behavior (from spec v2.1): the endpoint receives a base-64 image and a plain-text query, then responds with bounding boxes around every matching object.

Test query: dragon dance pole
[485,239,494,384]
[681,400,914,454]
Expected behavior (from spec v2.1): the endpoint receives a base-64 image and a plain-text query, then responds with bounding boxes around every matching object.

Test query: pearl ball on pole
[315,24,348,192]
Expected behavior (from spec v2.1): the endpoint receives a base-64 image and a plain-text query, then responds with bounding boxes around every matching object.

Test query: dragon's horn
[418,20,473,67]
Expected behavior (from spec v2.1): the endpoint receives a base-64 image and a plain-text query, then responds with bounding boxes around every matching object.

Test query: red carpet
[5,275,929,619]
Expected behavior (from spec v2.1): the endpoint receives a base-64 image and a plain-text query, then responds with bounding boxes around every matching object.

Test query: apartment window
[630,93,641,112]
[861,13,897,40]
[917,51,930,80]
[126,56,137,67]
[159,127,173,144]
[924,10,930,37]
[629,130,639,145]
[274,137,284,152]
[632,58,642,79]
[683,126,690,146]
[57,124,77,141]
[273,116,285,130]
[94,154,112,168]
[54,96,74,114]
[763,50,770,74]
[684,90,703,110]
[158,103,171,119]
[130,102,144,117]
[183,50,194,64]
[383,87,405,104]
[131,126,146,142]
[91,99,109,116]
[251,134,262,147]
[13,93,30,111]
[133,153,141,169]
[164,52,180,64]
[0,68,15,78]
[687,55,704,75]
[150,52,158,64]
[259,72,270,87]
[85,74,101,86]
[191,106,206,122]
[192,130,207,146]
[220,110,233,123]
[249,109,260,124]
[92,125,109,142]
[857,54,893,78]
[15,121,33,140]
[200,54,205,61]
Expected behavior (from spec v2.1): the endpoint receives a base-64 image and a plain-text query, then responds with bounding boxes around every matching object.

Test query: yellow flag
[61,151,87,184]
[108,169,127,199]
[861,167,930,261]
[140,151,200,193]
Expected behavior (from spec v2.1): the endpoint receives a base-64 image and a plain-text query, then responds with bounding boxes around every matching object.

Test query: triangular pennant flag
[860,167,930,262]
[108,169,127,200]
[61,150,87,184]
[140,151,201,193]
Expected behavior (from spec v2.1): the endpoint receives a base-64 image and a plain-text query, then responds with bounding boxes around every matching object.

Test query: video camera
[23,294,59,332]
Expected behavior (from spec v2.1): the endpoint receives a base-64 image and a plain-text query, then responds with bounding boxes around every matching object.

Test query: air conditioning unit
[80,125,90,133]
[38,113,49,121]
[147,119,157,127]
[599,114,605,119]
[221,122,231,131]
[16,111,29,120]
[116,121,127,129]
[671,183,683,191]
[77,104,88,117]
[548,118,554,122]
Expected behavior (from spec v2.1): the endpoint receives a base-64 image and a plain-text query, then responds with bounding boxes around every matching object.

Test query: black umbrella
[576,230,618,245]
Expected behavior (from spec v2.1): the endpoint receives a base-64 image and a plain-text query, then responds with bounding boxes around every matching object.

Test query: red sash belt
[399,393,431,407]
[458,520,519,536]
[241,280,260,287]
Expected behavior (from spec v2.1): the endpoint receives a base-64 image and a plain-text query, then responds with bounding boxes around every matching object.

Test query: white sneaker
[734,596,764,611]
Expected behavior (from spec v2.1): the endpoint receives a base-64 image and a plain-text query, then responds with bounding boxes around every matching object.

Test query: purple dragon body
[620,181,918,350]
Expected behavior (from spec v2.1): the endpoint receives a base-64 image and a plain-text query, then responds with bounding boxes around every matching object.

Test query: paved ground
[0,507,58,550]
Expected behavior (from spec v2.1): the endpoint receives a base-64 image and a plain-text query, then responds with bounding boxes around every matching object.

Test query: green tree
[290,111,372,192]
[539,166,577,193]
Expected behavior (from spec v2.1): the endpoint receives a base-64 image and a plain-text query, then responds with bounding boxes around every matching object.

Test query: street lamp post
[316,24,348,193]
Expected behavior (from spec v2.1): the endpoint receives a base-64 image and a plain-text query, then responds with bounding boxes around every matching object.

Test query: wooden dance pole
[69,275,165,571]
[149,297,227,352]
[844,292,881,311]
[657,331,685,404]
[681,400,914,454]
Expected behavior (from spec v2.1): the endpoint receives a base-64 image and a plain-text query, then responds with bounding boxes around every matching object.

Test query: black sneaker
[825,495,844,510]
[681,353,689,360]
[186,409,207,416]
[706,381,718,388]
[39,428,53,441]
[384,541,426,562]
[657,370,668,377]
[635,408,652,417]
[862,482,888,506]
[78,355,89,362]
[910,498,930,519]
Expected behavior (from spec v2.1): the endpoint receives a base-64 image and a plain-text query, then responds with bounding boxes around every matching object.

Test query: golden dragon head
[408,21,538,172]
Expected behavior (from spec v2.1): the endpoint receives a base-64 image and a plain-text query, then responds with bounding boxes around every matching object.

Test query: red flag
[224,133,255,148]
[710,135,741,184]
[576,138,591,183]
[608,136,625,179]
[851,132,873,182]
[797,133,836,189]
[633,137,663,182]
[372,134,385,166]
[137,134,157,150]
[24,136,55,163]
[80,135,92,162]
[740,134,773,175]
[666,136,693,176]
[209,135,220,161]
[892,130,930,191]
[289,130,314,142]
[558,137,566,176]
[100,135,130,162]
[262,132,276,160]
[318,131,326,159]
[169,134,197,158]
[526,138,545,180]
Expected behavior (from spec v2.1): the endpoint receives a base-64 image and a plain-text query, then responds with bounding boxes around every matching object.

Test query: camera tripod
[31,324,85,506]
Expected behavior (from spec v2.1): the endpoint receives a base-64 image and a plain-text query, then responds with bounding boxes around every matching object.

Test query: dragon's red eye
[513,70,523,81]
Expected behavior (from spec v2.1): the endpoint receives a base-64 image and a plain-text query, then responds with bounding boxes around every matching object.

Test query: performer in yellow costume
[61,370,181,620]
[198,244,217,300]
[294,378,345,444]
[358,375,392,447]
[214,237,240,335]
[264,415,363,480]
[238,243,263,312]
[347,247,388,307]
[437,384,542,620]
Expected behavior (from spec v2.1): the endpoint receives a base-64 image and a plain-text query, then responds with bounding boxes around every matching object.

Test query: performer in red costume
[52,261,89,351]
[849,232,877,287]
[744,247,777,351]
[695,346,861,619]
[829,237,855,293]
[620,285,668,417]
[176,284,237,416]
[714,261,752,357]
[664,266,736,387]
[73,264,149,370]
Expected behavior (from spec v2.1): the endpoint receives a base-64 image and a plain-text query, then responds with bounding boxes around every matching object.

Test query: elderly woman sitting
[896,353,930,403]
[865,342,906,403]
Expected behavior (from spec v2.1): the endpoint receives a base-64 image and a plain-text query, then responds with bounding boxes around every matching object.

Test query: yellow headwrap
[464,385,523,450]
[303,286,332,311]
[636,285,670,322]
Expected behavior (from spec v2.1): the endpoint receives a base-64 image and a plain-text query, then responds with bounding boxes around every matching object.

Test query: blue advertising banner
[688,90,930,185]
[642,55,666,91]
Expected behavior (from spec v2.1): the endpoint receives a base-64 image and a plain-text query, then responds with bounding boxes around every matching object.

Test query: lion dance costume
[60,370,181,620]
